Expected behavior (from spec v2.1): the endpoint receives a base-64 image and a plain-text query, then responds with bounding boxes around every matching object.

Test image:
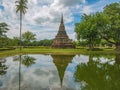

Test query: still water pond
[0,54,120,90]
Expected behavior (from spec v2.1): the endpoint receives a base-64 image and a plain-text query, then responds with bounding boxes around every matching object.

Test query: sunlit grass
[0,47,119,57]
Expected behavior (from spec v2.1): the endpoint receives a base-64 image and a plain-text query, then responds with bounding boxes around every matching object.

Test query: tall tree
[0,22,9,47]
[15,0,28,50]
[22,31,36,46]
[75,14,101,50]
[15,1,28,90]
[75,2,120,50]
[102,2,120,50]
[0,22,9,38]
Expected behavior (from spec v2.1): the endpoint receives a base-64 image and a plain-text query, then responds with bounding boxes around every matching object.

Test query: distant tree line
[0,28,53,47]
[30,39,53,46]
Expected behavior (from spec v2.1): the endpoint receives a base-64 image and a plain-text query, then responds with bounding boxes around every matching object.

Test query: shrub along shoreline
[0,47,120,57]
[0,48,16,51]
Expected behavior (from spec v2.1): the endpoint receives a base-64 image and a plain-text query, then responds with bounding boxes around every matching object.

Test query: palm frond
[15,0,28,14]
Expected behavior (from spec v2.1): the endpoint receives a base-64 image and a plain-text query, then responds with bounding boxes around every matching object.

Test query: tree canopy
[22,31,36,46]
[75,13,108,50]
[0,22,9,38]
[102,2,120,50]
[75,2,120,50]
[0,23,9,47]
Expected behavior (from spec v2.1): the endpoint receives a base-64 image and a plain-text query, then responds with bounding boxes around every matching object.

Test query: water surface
[0,54,120,90]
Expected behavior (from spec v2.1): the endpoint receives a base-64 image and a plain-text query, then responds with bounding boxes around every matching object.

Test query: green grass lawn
[0,47,120,57]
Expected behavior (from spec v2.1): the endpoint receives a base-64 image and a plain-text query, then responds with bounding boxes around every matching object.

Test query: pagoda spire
[55,13,68,39]
[51,13,75,48]
[61,13,64,24]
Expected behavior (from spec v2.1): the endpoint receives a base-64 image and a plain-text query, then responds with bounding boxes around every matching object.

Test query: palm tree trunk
[20,11,22,51]
[19,55,21,90]
[19,11,22,90]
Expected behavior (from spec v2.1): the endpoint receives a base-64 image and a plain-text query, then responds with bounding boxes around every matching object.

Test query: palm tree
[15,0,28,51]
[15,1,28,89]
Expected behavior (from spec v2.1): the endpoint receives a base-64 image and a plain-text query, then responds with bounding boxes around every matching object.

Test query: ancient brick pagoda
[51,14,75,48]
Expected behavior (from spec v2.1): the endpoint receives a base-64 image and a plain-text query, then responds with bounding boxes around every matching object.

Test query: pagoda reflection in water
[51,55,75,89]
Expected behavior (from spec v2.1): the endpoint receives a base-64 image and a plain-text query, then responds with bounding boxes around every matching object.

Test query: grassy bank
[0,47,120,57]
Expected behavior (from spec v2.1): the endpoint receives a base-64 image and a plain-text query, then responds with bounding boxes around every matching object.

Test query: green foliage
[75,2,120,50]
[0,22,9,47]
[102,2,120,49]
[22,31,36,46]
[75,13,102,50]
[87,48,103,51]
[75,54,120,90]
[12,37,19,46]
[13,55,36,67]
[28,39,53,46]
[37,39,53,46]
[0,36,19,48]
[0,22,9,37]
[16,0,28,14]
[0,48,15,51]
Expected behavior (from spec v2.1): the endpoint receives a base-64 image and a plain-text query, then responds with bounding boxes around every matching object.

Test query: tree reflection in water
[0,58,7,87]
[0,58,8,75]
[13,54,36,90]
[13,55,36,67]
[75,54,120,90]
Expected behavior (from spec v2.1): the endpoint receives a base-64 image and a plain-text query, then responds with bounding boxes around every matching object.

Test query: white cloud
[0,0,119,40]
[52,0,85,7]
[82,5,92,14]
[1,0,81,40]
[0,55,61,89]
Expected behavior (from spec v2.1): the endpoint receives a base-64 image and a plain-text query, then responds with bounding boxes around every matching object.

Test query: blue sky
[0,5,4,10]
[0,0,119,40]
